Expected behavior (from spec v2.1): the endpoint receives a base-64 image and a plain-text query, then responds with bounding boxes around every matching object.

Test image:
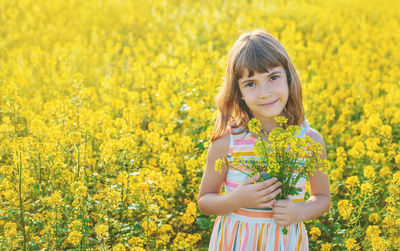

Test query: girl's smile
[260,99,278,107]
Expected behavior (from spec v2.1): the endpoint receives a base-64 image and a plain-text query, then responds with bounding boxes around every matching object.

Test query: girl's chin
[255,109,283,118]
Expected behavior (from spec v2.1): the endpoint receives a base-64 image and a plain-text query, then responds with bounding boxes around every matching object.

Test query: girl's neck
[259,119,279,134]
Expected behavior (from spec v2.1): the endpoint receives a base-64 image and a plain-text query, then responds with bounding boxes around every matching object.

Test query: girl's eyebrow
[240,71,282,84]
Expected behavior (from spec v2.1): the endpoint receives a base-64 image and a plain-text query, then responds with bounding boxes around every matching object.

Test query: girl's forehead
[239,66,283,79]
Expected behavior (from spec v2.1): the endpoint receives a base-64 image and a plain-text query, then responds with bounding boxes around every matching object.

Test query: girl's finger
[244,172,261,184]
[258,200,276,208]
[256,177,278,191]
[260,181,281,195]
[261,188,281,202]
[272,207,287,214]
[273,214,286,219]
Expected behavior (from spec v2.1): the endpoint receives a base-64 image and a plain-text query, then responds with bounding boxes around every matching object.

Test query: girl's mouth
[260,100,278,107]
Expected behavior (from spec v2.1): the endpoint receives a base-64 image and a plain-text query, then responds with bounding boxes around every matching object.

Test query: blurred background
[0,0,399,250]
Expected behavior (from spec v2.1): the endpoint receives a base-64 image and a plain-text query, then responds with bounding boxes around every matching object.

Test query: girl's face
[238,65,289,125]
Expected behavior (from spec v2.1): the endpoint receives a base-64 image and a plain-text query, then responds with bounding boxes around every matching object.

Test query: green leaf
[195,217,213,230]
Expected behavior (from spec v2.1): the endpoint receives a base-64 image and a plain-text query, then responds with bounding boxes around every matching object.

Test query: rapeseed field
[0,0,399,250]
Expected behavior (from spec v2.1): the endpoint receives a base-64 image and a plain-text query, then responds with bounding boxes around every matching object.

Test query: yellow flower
[385,196,394,204]
[274,116,288,125]
[106,189,121,208]
[157,225,174,247]
[66,230,82,245]
[128,236,145,247]
[335,147,347,169]
[171,232,202,249]
[69,220,82,230]
[112,243,126,251]
[310,226,321,241]
[181,201,197,225]
[396,153,400,164]
[321,242,332,251]
[366,225,380,238]
[331,167,344,181]
[248,118,262,134]
[4,221,17,237]
[231,156,242,166]
[141,220,156,235]
[117,171,128,187]
[366,226,388,250]
[369,213,380,223]
[338,200,353,219]
[383,215,392,227]
[345,176,360,190]
[71,181,87,197]
[95,224,109,240]
[361,183,373,195]
[348,141,365,158]
[363,165,376,179]
[345,238,357,250]
[215,159,224,174]
[379,166,392,176]
[45,190,63,208]
[393,171,400,184]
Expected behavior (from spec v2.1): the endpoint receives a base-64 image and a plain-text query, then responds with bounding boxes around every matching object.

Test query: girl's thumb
[247,172,260,183]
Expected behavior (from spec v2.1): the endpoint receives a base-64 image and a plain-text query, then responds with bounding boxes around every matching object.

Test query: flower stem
[229,163,251,177]
[18,151,27,251]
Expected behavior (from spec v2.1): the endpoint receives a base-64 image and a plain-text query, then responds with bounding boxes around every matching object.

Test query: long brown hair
[210,29,305,142]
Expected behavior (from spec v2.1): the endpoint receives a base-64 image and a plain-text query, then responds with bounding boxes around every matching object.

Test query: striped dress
[208,120,311,251]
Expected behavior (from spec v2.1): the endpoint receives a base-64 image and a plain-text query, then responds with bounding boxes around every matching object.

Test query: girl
[197,29,331,250]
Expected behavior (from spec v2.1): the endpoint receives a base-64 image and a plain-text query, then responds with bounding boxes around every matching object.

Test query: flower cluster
[217,116,327,200]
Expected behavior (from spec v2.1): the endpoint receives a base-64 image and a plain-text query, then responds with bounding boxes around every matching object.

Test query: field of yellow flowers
[1,0,399,250]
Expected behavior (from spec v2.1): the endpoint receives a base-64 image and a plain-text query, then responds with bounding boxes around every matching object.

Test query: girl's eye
[245,82,255,88]
[270,75,279,81]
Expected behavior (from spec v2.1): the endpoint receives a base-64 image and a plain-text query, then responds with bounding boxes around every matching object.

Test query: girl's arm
[297,128,331,221]
[197,131,239,215]
[199,130,283,216]
[273,128,331,225]
[297,170,330,221]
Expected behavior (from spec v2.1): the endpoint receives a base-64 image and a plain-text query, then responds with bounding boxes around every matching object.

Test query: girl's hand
[230,173,281,209]
[272,199,301,226]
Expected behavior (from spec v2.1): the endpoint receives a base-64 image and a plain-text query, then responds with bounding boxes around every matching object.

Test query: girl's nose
[259,81,273,97]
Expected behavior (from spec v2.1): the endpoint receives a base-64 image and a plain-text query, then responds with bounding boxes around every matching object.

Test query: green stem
[55,207,58,249]
[77,143,80,181]
[259,131,270,166]
[18,151,26,251]
[229,164,251,177]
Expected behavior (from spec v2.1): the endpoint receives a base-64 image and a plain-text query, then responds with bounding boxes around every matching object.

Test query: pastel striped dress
[208,120,311,251]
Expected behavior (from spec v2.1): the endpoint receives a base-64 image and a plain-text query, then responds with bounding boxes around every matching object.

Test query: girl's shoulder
[302,120,326,149]
[208,129,230,161]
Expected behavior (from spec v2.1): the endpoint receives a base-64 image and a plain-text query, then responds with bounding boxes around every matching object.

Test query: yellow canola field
[0,0,399,250]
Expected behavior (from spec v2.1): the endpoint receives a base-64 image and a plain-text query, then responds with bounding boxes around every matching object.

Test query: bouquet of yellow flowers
[215,116,328,234]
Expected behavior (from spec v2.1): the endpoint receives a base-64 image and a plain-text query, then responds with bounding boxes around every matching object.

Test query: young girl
[198,29,331,250]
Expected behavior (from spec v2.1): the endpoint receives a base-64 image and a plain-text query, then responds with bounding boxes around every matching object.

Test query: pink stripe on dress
[252,223,258,250]
[234,139,255,145]
[224,180,239,188]
[242,222,249,249]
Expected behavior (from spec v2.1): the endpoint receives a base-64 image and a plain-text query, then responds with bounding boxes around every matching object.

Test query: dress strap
[227,126,234,163]
[303,120,311,137]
